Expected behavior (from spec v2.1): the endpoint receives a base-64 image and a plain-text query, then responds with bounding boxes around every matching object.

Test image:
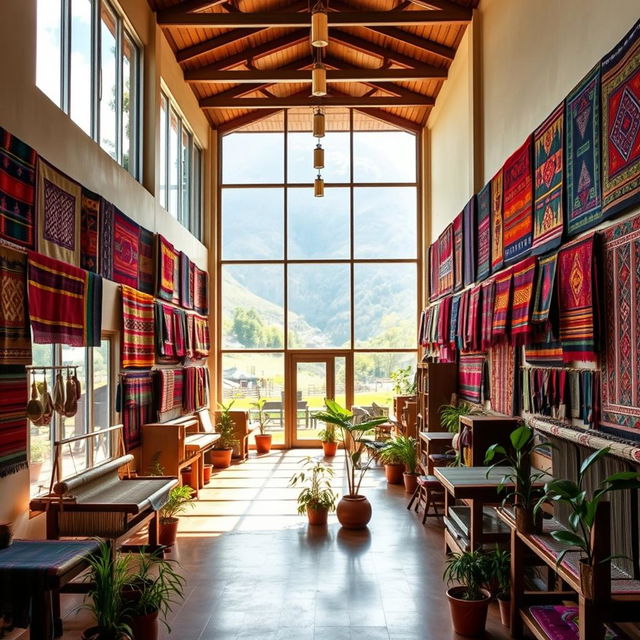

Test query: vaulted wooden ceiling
[148,0,475,133]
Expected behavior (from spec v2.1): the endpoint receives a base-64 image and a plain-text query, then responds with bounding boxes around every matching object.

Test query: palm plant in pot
[378,438,407,486]
[212,401,239,468]
[535,446,640,599]
[289,456,337,526]
[251,397,272,454]
[443,549,492,637]
[487,547,511,627]
[318,423,339,457]
[158,485,195,547]
[314,399,388,530]
[396,436,419,494]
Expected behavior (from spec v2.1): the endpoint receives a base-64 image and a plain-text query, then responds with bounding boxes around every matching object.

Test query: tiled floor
[22,450,513,639]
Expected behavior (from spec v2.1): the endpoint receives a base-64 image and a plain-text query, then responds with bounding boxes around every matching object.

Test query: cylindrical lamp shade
[311,63,327,97]
[314,175,325,197]
[313,145,325,169]
[313,110,325,138]
[311,10,329,48]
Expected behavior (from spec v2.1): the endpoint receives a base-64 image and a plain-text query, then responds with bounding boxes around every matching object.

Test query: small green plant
[378,440,404,465]
[146,451,164,476]
[160,485,195,523]
[390,366,416,396]
[486,547,510,597]
[440,402,480,434]
[379,436,419,471]
[443,550,492,601]
[251,397,269,436]
[318,423,338,444]
[289,457,337,515]
[215,400,239,450]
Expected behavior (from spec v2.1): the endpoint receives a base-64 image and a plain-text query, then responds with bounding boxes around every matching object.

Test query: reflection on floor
[27,450,512,640]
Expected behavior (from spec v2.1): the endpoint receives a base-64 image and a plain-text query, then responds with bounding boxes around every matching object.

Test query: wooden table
[0,539,100,639]
[418,431,453,473]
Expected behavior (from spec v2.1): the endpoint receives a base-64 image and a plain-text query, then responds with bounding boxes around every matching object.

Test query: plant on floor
[396,435,420,494]
[314,398,388,529]
[318,423,339,457]
[378,438,408,485]
[251,397,273,454]
[486,547,511,626]
[158,485,195,547]
[212,401,239,467]
[390,366,416,396]
[289,456,337,526]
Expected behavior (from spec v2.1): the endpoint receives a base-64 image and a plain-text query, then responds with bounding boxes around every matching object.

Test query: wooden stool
[407,475,444,524]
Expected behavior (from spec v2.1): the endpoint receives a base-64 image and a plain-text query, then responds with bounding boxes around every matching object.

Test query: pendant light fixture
[313,143,325,170]
[314,172,325,198]
[313,107,325,138]
[311,61,327,96]
[311,0,329,48]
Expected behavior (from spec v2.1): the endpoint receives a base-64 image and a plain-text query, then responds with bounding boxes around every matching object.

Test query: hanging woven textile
[0,245,31,364]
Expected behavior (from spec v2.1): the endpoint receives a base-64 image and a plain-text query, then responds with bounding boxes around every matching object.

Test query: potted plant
[484,425,550,533]
[123,551,185,640]
[251,397,272,454]
[289,456,337,526]
[314,399,388,529]
[536,446,640,599]
[395,435,419,494]
[390,366,416,420]
[29,437,48,484]
[158,485,195,547]
[318,423,338,457]
[443,549,492,637]
[378,439,406,485]
[211,401,239,468]
[81,541,133,640]
[487,547,511,627]
[440,401,481,466]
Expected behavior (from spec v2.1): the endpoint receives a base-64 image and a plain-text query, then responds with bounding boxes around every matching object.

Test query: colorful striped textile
[490,169,504,273]
[602,19,640,218]
[0,246,31,364]
[120,372,153,451]
[566,64,603,236]
[458,353,485,404]
[155,302,178,363]
[36,159,81,267]
[173,308,187,359]
[436,295,451,346]
[458,289,469,350]
[80,188,100,273]
[183,366,210,413]
[481,279,495,349]
[0,365,28,478]
[510,256,537,343]
[121,285,155,369]
[137,227,155,295]
[503,136,534,264]
[113,209,140,289]
[194,314,210,359]
[429,242,440,301]
[463,195,476,286]
[157,235,178,302]
[453,213,463,292]
[180,252,193,309]
[489,342,518,416]
[156,369,185,420]
[0,127,36,249]
[465,285,482,352]
[530,252,558,326]
[558,234,598,362]
[85,271,102,348]
[525,330,564,368]
[532,104,564,255]
[99,199,115,280]
[492,268,513,343]
[476,183,491,282]
[193,265,209,316]
[185,313,196,360]
[437,224,454,297]
[28,252,87,346]
[449,294,461,350]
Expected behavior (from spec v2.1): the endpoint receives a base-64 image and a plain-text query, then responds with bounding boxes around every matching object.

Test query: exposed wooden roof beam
[357,108,422,133]
[407,0,472,18]
[158,9,471,28]
[218,109,282,134]
[158,0,228,18]
[200,95,435,108]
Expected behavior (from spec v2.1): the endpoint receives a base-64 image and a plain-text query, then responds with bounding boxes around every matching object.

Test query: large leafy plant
[289,456,337,514]
[314,399,388,497]
[160,485,195,523]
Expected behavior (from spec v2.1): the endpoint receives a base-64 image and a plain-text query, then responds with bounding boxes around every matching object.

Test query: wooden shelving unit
[415,362,457,433]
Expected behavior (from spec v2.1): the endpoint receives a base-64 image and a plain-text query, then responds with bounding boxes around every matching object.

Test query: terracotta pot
[446,586,491,637]
[203,463,213,484]
[322,441,337,457]
[158,517,179,547]
[255,433,272,454]
[497,594,510,627]
[515,506,542,534]
[128,609,159,640]
[180,467,197,490]
[307,505,329,526]
[81,628,130,640]
[579,558,594,600]
[384,463,405,485]
[403,472,419,494]
[336,495,372,529]
[211,448,233,469]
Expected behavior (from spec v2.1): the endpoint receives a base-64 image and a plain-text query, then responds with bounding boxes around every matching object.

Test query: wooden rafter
[200,95,434,108]
[407,0,472,18]
[158,0,228,18]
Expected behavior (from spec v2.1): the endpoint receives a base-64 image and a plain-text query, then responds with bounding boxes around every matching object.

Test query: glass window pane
[99,4,118,159]
[287,187,349,259]
[288,264,350,349]
[70,0,93,135]
[122,33,137,175]
[168,109,180,217]
[159,95,168,208]
[222,133,284,184]
[354,187,417,259]
[353,131,416,183]
[36,0,62,107]
[287,132,350,183]
[181,129,191,226]
[354,263,417,348]
[222,264,284,349]
[93,340,111,464]
[193,147,202,238]
[354,352,416,410]
[222,188,283,260]
[60,346,88,477]
[222,353,285,447]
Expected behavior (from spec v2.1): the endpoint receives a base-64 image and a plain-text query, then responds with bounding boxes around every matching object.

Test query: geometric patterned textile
[602,19,640,218]
[492,268,513,343]
[528,606,624,640]
[0,127,36,249]
[183,366,209,413]
[558,234,598,363]
[525,329,564,368]
[120,372,153,451]
[194,314,210,359]
[491,168,504,273]
[0,365,28,478]
[532,104,564,255]
[449,294,461,349]
[121,285,155,369]
[531,251,558,326]
[601,211,640,431]
[99,199,115,281]
[510,256,537,343]
[476,182,491,282]
[36,159,81,266]
[156,368,185,421]
[0,245,31,364]
[566,63,603,236]
[137,227,155,295]
[502,136,534,264]
[193,266,209,316]
[437,224,454,297]
[458,353,485,404]
[453,212,463,292]
[157,235,178,302]
[80,188,100,272]
[489,341,518,416]
[85,271,102,348]
[112,209,140,289]
[464,285,482,352]
[429,242,440,301]
[180,252,193,309]
[481,279,495,350]
[463,195,476,286]
[155,302,179,364]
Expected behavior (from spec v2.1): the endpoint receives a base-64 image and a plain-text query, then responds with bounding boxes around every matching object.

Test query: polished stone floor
[24,450,513,640]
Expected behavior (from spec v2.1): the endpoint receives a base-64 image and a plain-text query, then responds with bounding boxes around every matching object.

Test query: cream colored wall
[0,0,213,533]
